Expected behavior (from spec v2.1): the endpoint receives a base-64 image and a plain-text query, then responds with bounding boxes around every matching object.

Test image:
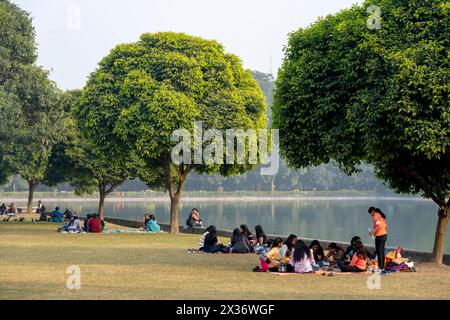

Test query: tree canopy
[273,0,450,263]
[76,32,268,232]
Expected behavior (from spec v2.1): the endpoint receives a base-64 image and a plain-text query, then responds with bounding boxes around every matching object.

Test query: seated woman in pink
[290,240,315,273]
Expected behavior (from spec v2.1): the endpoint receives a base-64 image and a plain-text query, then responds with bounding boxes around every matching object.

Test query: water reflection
[25,198,448,253]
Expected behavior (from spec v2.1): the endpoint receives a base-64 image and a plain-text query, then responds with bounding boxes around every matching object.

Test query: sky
[13,0,362,90]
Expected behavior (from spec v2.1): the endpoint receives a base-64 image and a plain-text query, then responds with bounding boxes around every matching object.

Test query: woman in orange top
[368,207,388,269]
[338,240,368,272]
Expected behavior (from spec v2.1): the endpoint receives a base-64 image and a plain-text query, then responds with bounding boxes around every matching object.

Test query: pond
[15,197,449,253]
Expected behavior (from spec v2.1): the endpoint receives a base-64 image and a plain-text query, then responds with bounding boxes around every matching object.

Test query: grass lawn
[1,222,449,300]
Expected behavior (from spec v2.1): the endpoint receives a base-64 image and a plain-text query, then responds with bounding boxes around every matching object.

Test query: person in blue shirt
[146,214,161,232]
[51,207,63,223]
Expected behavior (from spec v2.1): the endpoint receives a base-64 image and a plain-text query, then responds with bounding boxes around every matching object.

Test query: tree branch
[393,161,446,208]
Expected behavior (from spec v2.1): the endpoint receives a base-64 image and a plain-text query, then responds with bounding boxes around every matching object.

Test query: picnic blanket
[271,271,372,276]
[105,229,165,234]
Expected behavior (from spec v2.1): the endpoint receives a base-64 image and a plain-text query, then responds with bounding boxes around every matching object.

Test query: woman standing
[368,207,388,270]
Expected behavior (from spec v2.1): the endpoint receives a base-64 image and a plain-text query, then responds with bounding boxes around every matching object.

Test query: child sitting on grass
[290,240,316,274]
[266,238,283,272]
[326,243,345,267]
[338,240,368,273]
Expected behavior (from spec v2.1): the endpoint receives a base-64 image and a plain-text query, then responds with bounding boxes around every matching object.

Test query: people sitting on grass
[310,240,327,266]
[39,212,48,222]
[199,225,214,251]
[337,240,368,273]
[200,225,224,253]
[240,224,256,248]
[326,243,345,267]
[8,202,18,218]
[59,216,83,233]
[344,236,362,263]
[281,234,297,260]
[142,214,150,231]
[37,200,46,214]
[83,214,92,232]
[266,237,283,272]
[229,228,251,253]
[290,240,316,274]
[0,203,7,216]
[254,225,267,247]
[63,209,74,222]
[87,214,103,233]
[51,207,64,223]
[146,214,161,232]
[186,208,203,228]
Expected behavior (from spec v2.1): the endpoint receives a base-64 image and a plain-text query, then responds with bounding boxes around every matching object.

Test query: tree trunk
[169,192,181,234]
[431,207,449,264]
[98,190,106,219]
[27,180,36,214]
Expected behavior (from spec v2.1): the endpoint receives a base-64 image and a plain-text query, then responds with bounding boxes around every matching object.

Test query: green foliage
[0,0,36,85]
[273,0,450,207]
[3,65,64,186]
[76,32,268,189]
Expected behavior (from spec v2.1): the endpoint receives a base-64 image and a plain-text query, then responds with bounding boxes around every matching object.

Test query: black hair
[354,240,368,259]
[86,214,92,218]
[55,207,59,211]
[149,214,156,220]
[266,239,274,248]
[283,234,298,250]
[294,240,311,262]
[350,236,361,246]
[240,224,251,237]
[328,242,338,250]
[206,225,216,234]
[274,237,283,247]
[368,207,376,213]
[375,208,386,219]
[231,228,243,246]
[255,225,267,243]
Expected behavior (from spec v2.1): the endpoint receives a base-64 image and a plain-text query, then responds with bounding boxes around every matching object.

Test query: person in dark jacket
[230,228,251,253]
[201,225,223,253]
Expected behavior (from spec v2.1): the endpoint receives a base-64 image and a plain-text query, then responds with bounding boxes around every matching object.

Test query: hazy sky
[13,0,362,90]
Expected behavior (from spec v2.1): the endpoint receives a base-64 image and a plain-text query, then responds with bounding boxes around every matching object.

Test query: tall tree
[3,66,64,214]
[76,32,267,233]
[0,0,37,184]
[273,0,450,263]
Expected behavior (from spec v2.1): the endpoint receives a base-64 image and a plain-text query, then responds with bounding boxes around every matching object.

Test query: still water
[22,197,449,253]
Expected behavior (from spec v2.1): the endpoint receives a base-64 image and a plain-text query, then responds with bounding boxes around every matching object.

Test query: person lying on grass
[290,240,316,274]
[146,214,161,233]
[337,240,368,273]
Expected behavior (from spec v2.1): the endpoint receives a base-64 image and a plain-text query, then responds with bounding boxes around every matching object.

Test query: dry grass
[0,223,449,300]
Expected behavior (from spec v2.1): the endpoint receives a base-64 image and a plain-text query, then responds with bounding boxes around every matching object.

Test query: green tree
[3,65,64,214]
[0,0,36,184]
[76,32,267,233]
[273,0,450,263]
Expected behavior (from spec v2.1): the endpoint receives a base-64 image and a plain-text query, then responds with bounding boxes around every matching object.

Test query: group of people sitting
[58,213,106,233]
[196,224,378,274]
[0,202,21,221]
